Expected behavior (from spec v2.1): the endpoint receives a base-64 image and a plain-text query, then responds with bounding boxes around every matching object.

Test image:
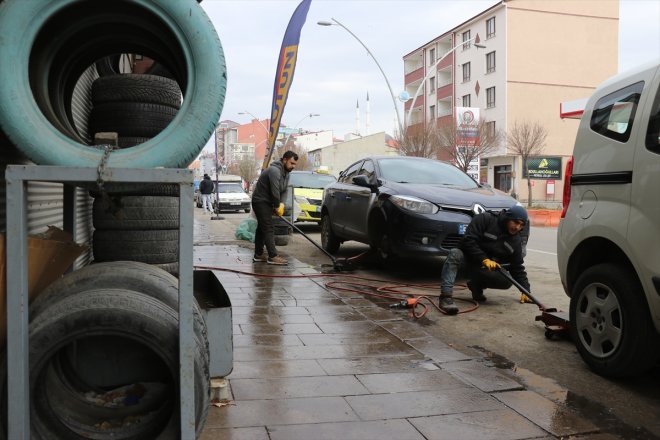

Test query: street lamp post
[238,111,269,135]
[284,113,320,149]
[405,36,485,127]
[318,18,403,135]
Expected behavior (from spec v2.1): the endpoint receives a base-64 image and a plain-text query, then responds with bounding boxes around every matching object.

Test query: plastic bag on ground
[235,218,257,243]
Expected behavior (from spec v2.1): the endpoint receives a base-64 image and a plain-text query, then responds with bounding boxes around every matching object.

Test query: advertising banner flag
[455,107,480,147]
[261,0,312,171]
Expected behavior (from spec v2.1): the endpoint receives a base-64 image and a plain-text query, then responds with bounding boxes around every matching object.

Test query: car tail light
[561,156,574,218]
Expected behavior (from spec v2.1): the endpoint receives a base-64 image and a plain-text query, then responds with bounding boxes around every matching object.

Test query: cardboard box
[0,226,87,344]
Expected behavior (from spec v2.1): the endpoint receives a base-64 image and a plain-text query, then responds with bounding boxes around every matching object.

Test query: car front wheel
[570,263,660,378]
[321,214,340,254]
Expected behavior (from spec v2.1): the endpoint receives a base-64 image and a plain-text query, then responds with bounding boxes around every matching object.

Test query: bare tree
[281,137,311,170]
[395,123,439,158]
[436,119,503,173]
[507,120,548,207]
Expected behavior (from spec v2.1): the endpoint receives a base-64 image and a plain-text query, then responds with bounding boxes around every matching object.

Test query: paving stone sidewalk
[195,216,602,440]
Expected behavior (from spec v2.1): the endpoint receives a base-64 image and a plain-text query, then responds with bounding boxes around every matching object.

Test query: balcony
[435,53,453,71]
[436,83,452,101]
[404,66,424,86]
[404,94,424,112]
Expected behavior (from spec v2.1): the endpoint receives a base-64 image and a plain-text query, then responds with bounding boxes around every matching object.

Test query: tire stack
[90,74,183,275]
[0,261,210,439]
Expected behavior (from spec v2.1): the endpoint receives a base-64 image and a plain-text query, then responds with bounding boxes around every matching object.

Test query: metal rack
[5,165,196,439]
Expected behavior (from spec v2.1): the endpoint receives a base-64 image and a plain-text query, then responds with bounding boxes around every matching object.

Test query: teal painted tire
[0,0,226,169]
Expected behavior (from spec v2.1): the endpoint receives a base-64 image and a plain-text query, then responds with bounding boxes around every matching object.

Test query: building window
[429,105,436,121]
[462,30,471,50]
[486,51,496,73]
[486,17,496,38]
[429,48,435,65]
[429,77,435,93]
[462,94,471,107]
[462,62,471,82]
[486,121,496,137]
[486,87,496,108]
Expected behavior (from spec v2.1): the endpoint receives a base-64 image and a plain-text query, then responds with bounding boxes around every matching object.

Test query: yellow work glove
[482,258,500,271]
[275,203,284,217]
[520,294,534,304]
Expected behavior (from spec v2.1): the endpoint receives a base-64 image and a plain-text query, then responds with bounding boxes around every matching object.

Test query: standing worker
[251,150,298,265]
[199,173,215,214]
[438,205,531,315]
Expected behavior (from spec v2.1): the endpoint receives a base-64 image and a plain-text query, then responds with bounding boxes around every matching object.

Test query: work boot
[467,280,487,303]
[439,296,459,315]
[267,255,288,265]
[252,254,268,263]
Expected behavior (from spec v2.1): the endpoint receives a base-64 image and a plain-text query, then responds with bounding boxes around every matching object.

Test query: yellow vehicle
[286,170,336,223]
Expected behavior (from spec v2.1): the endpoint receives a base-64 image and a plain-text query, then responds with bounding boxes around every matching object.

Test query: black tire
[93,230,178,264]
[153,262,180,277]
[321,213,340,254]
[90,102,178,138]
[26,290,209,439]
[94,55,121,77]
[93,196,179,230]
[570,263,660,377]
[92,74,182,109]
[89,184,180,198]
[118,136,151,149]
[0,0,226,169]
[274,234,289,246]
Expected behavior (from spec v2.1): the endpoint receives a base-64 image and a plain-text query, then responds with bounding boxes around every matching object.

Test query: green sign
[522,157,562,179]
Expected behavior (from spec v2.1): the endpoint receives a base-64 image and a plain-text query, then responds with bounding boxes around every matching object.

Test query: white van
[557,59,660,377]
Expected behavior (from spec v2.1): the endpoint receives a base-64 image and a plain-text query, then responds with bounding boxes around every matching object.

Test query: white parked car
[557,59,660,377]
[215,182,251,213]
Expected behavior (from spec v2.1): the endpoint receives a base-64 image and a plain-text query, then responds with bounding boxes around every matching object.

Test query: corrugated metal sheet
[0,64,98,267]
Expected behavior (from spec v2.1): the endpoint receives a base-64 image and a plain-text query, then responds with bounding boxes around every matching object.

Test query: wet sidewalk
[194,216,601,440]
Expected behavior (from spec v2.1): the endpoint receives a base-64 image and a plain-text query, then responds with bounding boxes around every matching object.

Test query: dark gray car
[321,156,527,259]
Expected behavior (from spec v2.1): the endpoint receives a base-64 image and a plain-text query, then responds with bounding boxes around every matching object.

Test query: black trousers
[252,201,277,258]
[467,266,513,291]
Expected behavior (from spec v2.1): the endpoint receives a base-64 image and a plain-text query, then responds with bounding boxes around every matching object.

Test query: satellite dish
[398,91,410,102]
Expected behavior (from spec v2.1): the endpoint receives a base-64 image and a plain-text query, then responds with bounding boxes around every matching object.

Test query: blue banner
[262,0,312,170]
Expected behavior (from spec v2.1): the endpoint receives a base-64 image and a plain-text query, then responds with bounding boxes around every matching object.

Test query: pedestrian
[251,150,298,265]
[199,173,215,214]
[438,205,531,315]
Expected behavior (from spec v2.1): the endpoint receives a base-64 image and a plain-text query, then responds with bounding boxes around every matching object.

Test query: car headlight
[390,195,439,214]
[295,195,310,205]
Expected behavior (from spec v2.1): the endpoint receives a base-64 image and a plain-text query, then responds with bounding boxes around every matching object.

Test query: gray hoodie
[251,161,289,208]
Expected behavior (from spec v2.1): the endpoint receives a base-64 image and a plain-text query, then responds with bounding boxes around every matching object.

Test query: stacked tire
[1,261,210,439]
[92,194,181,276]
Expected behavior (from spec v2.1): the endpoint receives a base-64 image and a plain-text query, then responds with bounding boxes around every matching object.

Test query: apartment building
[403,0,619,205]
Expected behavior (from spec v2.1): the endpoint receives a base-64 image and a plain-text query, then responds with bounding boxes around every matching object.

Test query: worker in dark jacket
[199,173,215,214]
[251,150,298,265]
[438,205,531,315]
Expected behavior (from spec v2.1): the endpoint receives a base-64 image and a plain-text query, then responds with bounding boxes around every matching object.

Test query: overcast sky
[200,0,660,143]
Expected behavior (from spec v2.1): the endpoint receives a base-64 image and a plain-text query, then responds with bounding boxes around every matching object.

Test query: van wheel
[570,263,660,377]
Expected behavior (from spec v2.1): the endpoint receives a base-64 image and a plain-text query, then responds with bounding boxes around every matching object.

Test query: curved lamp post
[238,111,269,135]
[405,37,486,127]
[318,18,403,135]
[283,113,320,149]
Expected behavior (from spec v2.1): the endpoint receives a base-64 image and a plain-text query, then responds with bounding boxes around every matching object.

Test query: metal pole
[211,125,224,220]
[320,18,403,135]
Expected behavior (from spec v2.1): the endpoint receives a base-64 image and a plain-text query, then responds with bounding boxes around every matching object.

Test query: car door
[343,159,377,240]
[628,66,660,324]
[325,161,363,237]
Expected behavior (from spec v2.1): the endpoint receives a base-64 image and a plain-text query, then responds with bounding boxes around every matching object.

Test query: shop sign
[522,156,562,179]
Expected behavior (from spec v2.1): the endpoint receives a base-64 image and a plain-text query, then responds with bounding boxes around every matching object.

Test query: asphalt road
[219,211,660,439]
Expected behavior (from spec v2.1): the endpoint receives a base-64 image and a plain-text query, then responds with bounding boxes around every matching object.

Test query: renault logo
[472,203,486,214]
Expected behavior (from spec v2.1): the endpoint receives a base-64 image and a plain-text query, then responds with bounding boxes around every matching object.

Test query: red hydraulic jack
[498,267,571,340]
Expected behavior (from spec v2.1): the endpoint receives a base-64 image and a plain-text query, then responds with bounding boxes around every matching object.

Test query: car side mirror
[352,175,377,192]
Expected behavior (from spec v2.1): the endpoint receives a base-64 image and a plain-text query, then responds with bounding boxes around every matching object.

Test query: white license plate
[230,202,240,206]
[458,224,468,235]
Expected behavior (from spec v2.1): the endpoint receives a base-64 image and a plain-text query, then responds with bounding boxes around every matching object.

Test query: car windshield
[377,158,478,187]
[218,183,245,193]
[288,173,336,189]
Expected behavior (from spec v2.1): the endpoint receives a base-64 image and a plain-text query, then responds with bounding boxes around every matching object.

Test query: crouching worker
[438,205,531,315]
